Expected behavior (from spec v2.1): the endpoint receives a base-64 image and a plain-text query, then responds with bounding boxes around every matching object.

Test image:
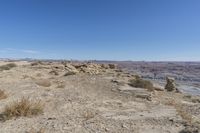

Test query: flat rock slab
[101,104,177,120]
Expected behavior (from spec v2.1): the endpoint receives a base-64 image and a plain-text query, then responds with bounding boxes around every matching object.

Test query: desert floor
[0,61,199,133]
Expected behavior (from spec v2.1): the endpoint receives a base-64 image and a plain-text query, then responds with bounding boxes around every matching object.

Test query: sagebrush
[129,77,154,91]
[1,97,44,121]
[0,90,7,100]
[0,63,17,71]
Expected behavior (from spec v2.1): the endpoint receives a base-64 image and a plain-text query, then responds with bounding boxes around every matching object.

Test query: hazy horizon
[0,0,200,61]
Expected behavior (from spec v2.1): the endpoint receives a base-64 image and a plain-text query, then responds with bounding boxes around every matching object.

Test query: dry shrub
[82,110,96,120]
[22,75,30,79]
[36,73,43,77]
[191,98,200,103]
[165,99,193,124]
[0,63,17,71]
[177,107,193,124]
[183,95,200,104]
[53,80,66,88]
[57,83,66,88]
[31,62,39,66]
[31,61,43,66]
[108,64,116,69]
[179,127,199,133]
[35,79,51,87]
[129,77,154,91]
[49,70,59,76]
[0,90,7,100]
[1,97,44,121]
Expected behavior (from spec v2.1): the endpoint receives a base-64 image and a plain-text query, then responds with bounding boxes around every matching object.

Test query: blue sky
[0,0,200,61]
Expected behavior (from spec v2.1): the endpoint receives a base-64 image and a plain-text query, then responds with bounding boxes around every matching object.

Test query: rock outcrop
[31,61,119,75]
[72,63,117,75]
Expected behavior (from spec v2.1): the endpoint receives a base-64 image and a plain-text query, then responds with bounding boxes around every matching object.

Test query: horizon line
[0,58,200,62]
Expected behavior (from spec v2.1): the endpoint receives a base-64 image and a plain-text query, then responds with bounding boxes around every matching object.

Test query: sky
[0,0,200,61]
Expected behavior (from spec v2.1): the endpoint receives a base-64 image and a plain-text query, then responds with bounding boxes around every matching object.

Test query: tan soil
[0,61,199,133]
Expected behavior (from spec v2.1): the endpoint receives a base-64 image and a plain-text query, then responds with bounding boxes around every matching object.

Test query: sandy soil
[0,61,199,133]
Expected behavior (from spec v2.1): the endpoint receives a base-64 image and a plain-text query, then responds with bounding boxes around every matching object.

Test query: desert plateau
[0,60,199,133]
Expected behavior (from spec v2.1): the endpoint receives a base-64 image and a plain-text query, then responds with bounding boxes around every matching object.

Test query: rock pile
[73,63,114,75]
[46,62,118,75]
[165,77,178,92]
[31,61,118,75]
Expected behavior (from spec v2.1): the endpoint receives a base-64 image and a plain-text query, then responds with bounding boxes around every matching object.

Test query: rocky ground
[0,61,200,133]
